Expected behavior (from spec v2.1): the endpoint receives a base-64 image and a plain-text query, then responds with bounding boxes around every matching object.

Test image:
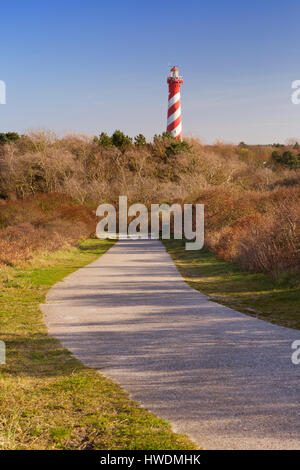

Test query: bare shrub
[208,189,300,278]
[0,194,95,266]
[0,131,299,277]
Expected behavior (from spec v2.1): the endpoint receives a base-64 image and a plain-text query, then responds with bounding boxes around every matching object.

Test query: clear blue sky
[1,0,300,143]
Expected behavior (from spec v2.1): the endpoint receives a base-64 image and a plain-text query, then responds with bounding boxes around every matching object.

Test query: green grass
[163,239,300,330]
[0,239,196,450]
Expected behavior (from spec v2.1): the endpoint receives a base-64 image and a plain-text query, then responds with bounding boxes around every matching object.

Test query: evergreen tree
[98,132,113,148]
[134,134,147,146]
[111,130,132,151]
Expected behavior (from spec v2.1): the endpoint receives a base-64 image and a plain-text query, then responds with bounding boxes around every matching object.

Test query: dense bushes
[202,187,300,279]
[0,130,299,278]
[0,193,95,266]
[272,150,300,169]
[1,130,298,204]
[0,132,20,145]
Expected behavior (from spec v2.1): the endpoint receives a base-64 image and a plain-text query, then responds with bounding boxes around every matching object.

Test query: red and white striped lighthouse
[167,66,183,140]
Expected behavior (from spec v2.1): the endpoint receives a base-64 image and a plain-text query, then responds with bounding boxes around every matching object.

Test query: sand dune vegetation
[0,130,299,280]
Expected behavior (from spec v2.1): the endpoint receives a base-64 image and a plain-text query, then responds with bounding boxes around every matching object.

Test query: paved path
[41,240,300,449]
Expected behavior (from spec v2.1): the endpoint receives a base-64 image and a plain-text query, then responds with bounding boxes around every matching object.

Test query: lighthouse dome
[170,66,179,79]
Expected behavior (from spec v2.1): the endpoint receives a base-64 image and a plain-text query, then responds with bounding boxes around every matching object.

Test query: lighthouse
[167,66,183,140]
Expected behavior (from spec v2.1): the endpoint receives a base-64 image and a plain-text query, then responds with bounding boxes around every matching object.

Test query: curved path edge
[40,240,300,449]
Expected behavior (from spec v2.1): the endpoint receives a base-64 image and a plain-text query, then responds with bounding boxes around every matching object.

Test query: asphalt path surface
[41,239,300,449]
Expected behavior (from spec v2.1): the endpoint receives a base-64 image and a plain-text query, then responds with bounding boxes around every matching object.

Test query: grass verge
[0,239,196,450]
[163,239,300,331]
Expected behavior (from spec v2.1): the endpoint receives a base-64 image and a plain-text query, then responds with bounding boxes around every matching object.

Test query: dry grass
[0,239,196,450]
[164,239,300,330]
[0,130,299,278]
